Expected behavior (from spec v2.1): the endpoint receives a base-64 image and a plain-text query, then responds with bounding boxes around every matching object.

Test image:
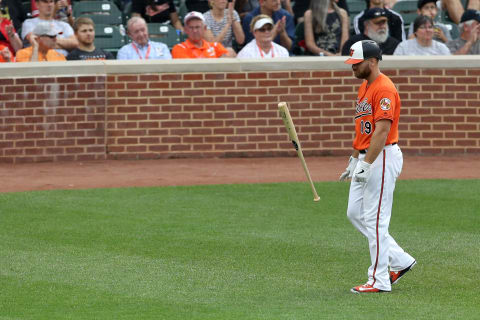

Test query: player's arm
[364,119,391,164]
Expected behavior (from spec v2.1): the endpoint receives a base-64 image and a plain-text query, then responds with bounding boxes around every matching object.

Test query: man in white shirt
[447,9,480,55]
[117,16,172,60]
[21,0,78,57]
[237,14,289,58]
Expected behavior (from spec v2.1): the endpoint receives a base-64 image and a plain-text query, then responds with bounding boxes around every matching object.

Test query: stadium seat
[347,0,367,32]
[73,1,123,25]
[94,24,126,55]
[445,22,460,39]
[147,23,185,49]
[392,0,418,25]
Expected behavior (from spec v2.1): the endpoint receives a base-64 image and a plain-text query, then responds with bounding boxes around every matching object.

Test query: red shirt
[353,73,401,150]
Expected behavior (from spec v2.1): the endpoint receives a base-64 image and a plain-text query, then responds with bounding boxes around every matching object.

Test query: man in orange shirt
[172,11,235,58]
[341,40,416,294]
[16,21,66,62]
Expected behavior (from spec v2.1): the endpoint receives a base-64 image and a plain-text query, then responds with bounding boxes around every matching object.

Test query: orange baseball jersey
[353,73,400,150]
[171,39,228,59]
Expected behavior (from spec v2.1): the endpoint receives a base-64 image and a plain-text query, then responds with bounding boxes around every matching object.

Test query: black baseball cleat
[390,260,416,285]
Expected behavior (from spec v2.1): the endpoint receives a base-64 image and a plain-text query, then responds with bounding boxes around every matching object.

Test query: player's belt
[359,143,397,154]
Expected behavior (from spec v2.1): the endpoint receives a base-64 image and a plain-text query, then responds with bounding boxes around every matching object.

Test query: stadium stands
[73,0,123,25]
[94,24,126,55]
[147,23,186,49]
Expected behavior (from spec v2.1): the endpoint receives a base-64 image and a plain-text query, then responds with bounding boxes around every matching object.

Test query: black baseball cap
[344,40,382,64]
[460,9,480,23]
[417,0,436,9]
[363,8,388,21]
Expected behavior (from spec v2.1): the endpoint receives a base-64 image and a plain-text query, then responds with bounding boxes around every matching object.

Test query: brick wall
[1,59,479,163]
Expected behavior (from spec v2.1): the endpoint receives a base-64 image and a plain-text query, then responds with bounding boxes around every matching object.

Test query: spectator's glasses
[256,25,273,33]
[418,25,434,30]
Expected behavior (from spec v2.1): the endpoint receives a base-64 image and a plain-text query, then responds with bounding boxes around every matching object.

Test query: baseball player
[341,40,416,293]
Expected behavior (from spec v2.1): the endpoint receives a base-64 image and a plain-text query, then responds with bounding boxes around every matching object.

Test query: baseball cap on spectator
[364,8,388,21]
[417,0,436,9]
[460,9,480,23]
[33,21,62,37]
[344,40,382,64]
[184,11,205,24]
[253,17,274,31]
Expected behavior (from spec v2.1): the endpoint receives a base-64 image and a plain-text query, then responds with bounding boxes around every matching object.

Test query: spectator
[353,0,405,42]
[0,44,13,62]
[186,0,210,13]
[30,0,73,25]
[447,9,480,54]
[441,0,479,25]
[53,0,73,27]
[21,0,78,57]
[67,17,114,60]
[204,0,245,50]
[294,0,350,24]
[394,15,451,55]
[0,0,25,58]
[172,11,235,58]
[131,0,183,32]
[242,0,295,51]
[237,14,289,57]
[117,16,172,60]
[236,0,294,20]
[303,0,349,56]
[342,7,400,55]
[407,0,451,43]
[16,20,66,61]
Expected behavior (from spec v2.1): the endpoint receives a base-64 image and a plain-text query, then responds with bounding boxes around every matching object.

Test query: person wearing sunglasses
[394,15,451,55]
[342,8,400,56]
[237,14,289,58]
[16,20,66,61]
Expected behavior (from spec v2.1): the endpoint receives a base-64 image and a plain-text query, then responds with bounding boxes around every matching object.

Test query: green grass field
[1,180,478,319]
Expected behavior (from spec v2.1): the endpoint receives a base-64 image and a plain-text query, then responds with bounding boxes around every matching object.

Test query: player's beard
[366,25,389,44]
[353,64,371,80]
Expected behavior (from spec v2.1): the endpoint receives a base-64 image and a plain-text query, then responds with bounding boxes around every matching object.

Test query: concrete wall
[1,56,479,163]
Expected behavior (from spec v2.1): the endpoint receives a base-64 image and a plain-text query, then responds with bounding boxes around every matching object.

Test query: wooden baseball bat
[278,102,320,202]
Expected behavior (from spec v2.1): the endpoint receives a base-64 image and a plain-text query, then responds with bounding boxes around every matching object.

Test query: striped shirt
[203,9,240,48]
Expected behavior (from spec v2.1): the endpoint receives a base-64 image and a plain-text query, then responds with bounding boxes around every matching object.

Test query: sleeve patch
[380,98,391,111]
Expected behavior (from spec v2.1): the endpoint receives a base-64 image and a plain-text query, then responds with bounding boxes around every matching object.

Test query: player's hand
[339,156,358,181]
[353,160,371,183]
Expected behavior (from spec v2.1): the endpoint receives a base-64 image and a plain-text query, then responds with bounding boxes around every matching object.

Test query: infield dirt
[1,155,479,193]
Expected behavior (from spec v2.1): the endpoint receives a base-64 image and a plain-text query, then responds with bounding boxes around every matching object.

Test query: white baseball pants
[347,144,415,291]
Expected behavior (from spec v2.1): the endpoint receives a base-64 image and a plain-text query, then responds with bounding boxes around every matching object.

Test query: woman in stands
[204,0,244,50]
[237,14,289,58]
[303,0,349,56]
[394,15,451,55]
